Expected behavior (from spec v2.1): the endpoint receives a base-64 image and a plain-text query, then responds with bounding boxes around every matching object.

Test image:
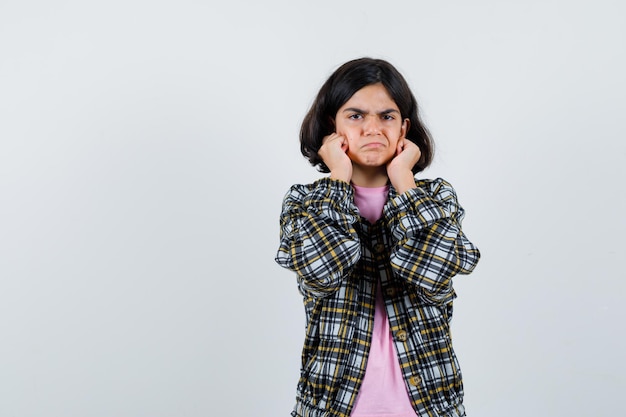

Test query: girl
[275,58,480,417]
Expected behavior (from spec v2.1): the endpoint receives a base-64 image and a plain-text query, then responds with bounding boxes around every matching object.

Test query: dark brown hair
[300,57,434,173]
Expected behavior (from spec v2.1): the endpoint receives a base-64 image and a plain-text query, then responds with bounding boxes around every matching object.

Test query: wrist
[391,172,417,194]
[329,167,352,183]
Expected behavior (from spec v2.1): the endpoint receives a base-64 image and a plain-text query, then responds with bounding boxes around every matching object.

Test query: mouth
[362,142,384,149]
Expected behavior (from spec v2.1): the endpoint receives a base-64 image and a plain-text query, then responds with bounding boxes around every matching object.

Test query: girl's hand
[318,133,352,183]
[386,139,421,194]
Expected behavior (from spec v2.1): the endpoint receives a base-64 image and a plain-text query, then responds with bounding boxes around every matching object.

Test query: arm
[384,178,480,305]
[275,178,361,298]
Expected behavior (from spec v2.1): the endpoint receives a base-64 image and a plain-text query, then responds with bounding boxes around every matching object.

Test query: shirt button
[395,330,407,342]
[385,287,396,297]
[373,243,385,254]
[409,375,422,386]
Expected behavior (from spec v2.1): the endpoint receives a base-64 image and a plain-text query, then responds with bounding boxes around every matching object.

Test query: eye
[348,113,363,120]
[381,114,395,121]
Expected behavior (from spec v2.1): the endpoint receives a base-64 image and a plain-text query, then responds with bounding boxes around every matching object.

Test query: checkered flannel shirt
[276,177,480,417]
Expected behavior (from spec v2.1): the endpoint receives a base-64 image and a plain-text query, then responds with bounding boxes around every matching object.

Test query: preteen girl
[275,57,480,417]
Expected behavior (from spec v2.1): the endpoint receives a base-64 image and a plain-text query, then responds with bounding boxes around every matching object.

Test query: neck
[350,166,389,188]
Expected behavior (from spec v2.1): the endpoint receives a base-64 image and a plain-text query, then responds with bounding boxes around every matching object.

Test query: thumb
[396,139,405,155]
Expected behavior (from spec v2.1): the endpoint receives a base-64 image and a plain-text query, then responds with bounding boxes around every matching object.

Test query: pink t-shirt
[351,184,416,417]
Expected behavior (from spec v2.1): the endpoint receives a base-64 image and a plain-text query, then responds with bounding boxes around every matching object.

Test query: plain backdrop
[1,1,625,416]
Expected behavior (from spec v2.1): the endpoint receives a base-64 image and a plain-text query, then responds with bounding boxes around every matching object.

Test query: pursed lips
[361,142,385,149]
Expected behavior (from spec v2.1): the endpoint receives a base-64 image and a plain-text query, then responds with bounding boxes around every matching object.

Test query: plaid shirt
[276,177,480,417]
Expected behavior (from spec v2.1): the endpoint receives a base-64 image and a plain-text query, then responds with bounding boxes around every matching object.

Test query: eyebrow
[342,107,400,115]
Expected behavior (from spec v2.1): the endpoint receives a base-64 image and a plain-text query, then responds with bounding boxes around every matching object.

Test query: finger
[327,133,347,151]
[326,133,344,145]
[397,139,405,154]
[322,133,336,144]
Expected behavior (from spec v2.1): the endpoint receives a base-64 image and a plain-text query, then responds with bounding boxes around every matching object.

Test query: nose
[363,115,382,135]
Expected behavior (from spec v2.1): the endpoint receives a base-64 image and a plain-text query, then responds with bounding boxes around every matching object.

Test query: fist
[318,133,352,182]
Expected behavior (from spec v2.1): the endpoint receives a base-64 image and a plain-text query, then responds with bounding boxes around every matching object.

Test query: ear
[401,118,410,138]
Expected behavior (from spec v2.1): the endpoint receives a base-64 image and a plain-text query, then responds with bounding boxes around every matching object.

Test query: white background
[1,1,625,416]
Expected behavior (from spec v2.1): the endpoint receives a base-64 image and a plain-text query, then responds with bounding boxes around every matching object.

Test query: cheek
[383,127,401,141]
[388,131,402,148]
[343,130,359,145]
[335,118,350,133]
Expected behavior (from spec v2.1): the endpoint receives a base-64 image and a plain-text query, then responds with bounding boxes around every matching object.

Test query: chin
[360,159,388,168]
[350,152,394,168]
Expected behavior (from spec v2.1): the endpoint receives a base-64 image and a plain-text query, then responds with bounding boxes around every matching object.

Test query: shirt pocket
[407,302,464,412]
[299,337,354,405]
[419,334,464,412]
[299,298,358,405]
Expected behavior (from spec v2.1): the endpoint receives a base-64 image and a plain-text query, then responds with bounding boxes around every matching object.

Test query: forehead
[340,83,399,110]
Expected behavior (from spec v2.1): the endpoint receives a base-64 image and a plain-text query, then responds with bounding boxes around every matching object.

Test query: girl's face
[334,83,408,171]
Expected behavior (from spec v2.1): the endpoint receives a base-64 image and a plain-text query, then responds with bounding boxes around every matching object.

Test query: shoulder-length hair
[300,57,434,174]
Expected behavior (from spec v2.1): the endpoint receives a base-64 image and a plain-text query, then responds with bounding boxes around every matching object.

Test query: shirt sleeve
[383,178,480,305]
[275,178,361,298]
